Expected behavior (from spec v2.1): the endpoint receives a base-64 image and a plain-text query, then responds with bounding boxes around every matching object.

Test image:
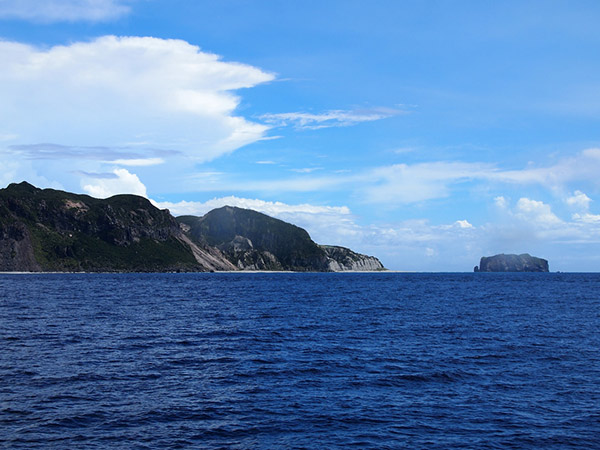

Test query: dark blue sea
[1,273,599,449]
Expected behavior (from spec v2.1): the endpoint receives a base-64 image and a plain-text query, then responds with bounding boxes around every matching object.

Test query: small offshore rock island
[474,253,549,272]
[0,182,384,273]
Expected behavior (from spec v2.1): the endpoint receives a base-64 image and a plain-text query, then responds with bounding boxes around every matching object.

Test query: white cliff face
[327,260,344,271]
[322,245,384,272]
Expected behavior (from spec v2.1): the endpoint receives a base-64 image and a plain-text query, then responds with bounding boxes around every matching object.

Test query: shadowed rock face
[474,253,549,272]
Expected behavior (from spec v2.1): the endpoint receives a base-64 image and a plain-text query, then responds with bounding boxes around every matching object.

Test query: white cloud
[153,196,350,218]
[0,0,130,22]
[106,158,165,167]
[455,220,473,229]
[566,190,592,211]
[361,161,493,204]
[515,198,563,227]
[260,107,401,130]
[393,147,417,154]
[290,167,321,173]
[359,150,600,206]
[0,36,274,164]
[572,212,600,224]
[494,196,508,209]
[489,195,600,243]
[490,148,600,187]
[82,168,147,198]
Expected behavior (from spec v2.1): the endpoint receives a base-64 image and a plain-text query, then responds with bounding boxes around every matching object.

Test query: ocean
[1,272,599,449]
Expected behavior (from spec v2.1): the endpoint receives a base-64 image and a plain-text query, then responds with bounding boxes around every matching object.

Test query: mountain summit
[178,206,384,271]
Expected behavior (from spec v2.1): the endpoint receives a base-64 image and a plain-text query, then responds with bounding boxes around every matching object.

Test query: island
[0,182,384,272]
[474,253,549,272]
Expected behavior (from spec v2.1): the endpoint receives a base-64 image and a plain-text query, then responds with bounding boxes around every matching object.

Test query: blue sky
[1,0,600,271]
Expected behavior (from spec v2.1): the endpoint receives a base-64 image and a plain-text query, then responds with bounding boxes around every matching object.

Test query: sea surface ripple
[1,272,599,449]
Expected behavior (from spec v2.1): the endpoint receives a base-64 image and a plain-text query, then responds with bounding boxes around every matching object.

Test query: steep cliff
[0,182,234,272]
[178,206,385,272]
[474,253,549,272]
[320,245,384,271]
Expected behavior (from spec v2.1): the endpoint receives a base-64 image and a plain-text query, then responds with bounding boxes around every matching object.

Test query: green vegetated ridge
[0,182,199,272]
[0,182,385,272]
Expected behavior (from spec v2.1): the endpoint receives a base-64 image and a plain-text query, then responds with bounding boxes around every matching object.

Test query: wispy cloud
[9,143,178,161]
[107,158,165,167]
[0,0,131,22]
[205,149,600,207]
[75,171,119,180]
[290,167,322,173]
[260,107,402,130]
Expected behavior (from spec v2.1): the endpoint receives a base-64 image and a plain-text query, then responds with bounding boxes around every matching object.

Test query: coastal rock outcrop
[321,245,384,271]
[474,253,549,272]
[0,182,385,272]
[177,206,385,272]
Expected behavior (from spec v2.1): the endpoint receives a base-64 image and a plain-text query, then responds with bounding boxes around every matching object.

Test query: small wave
[374,369,472,386]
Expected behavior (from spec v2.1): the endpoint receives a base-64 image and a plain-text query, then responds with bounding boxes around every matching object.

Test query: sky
[1,0,600,271]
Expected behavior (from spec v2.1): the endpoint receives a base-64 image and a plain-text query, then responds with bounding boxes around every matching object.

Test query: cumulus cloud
[0,36,274,164]
[0,0,130,22]
[490,195,600,243]
[82,168,147,198]
[514,198,563,227]
[260,107,401,130]
[566,190,592,211]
